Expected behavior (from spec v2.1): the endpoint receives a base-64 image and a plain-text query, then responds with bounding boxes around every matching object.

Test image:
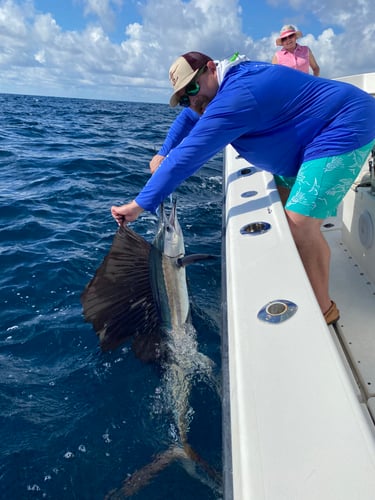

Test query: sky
[0,0,374,104]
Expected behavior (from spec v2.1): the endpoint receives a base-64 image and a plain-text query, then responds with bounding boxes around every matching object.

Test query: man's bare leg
[285,209,332,314]
[277,186,290,206]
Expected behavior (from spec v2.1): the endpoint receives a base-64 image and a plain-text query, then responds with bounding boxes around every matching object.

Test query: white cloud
[34,49,46,64]
[309,0,375,77]
[120,0,244,61]
[80,0,123,30]
[0,0,374,102]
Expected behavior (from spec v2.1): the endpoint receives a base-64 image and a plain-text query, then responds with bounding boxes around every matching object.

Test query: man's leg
[277,185,290,206]
[281,141,375,321]
[285,209,332,315]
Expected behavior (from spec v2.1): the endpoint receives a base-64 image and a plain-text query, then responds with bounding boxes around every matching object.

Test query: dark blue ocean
[0,94,223,499]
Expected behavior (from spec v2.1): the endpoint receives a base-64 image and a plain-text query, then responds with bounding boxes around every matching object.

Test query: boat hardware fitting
[257,299,298,323]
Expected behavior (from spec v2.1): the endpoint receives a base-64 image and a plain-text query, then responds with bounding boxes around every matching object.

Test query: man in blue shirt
[111,51,375,325]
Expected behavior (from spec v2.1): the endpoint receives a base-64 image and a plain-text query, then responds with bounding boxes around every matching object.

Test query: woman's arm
[309,49,320,76]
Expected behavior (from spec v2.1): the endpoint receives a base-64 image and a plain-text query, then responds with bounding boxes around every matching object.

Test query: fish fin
[81,226,159,352]
[105,446,186,499]
[131,329,164,363]
[105,443,222,498]
[183,443,222,487]
[177,254,218,267]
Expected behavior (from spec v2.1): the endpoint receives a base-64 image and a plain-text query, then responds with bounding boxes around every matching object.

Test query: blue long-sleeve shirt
[136,61,375,213]
[158,107,199,156]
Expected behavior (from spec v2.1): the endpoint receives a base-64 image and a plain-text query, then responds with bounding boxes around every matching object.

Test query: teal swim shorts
[274,139,375,219]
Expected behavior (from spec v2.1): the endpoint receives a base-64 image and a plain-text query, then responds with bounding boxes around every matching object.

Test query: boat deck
[324,189,375,420]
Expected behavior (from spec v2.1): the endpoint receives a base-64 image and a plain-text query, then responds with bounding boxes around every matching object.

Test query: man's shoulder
[225,60,273,78]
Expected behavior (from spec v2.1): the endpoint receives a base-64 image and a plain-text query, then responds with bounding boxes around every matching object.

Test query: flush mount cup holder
[240,221,271,235]
[238,166,255,177]
[258,299,298,323]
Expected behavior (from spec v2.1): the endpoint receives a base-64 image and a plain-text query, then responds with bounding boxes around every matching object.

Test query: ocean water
[0,94,223,499]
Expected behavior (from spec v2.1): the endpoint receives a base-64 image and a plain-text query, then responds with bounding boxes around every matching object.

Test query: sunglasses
[282,34,296,42]
[179,66,207,107]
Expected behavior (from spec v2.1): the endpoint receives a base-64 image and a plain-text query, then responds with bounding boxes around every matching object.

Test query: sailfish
[81,197,221,497]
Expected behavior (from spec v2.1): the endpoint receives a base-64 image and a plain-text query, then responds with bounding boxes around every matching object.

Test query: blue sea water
[0,94,223,499]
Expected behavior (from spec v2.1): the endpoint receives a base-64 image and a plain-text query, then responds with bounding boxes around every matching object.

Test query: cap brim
[169,69,200,107]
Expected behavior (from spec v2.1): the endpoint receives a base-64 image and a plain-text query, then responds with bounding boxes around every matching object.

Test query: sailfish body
[150,201,190,333]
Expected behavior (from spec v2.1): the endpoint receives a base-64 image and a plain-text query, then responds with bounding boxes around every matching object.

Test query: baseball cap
[169,51,213,107]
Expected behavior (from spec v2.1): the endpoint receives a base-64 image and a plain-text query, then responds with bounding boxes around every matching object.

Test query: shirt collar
[280,43,301,54]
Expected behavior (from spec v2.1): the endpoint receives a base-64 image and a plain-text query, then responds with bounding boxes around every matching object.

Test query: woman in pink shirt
[272,24,320,76]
